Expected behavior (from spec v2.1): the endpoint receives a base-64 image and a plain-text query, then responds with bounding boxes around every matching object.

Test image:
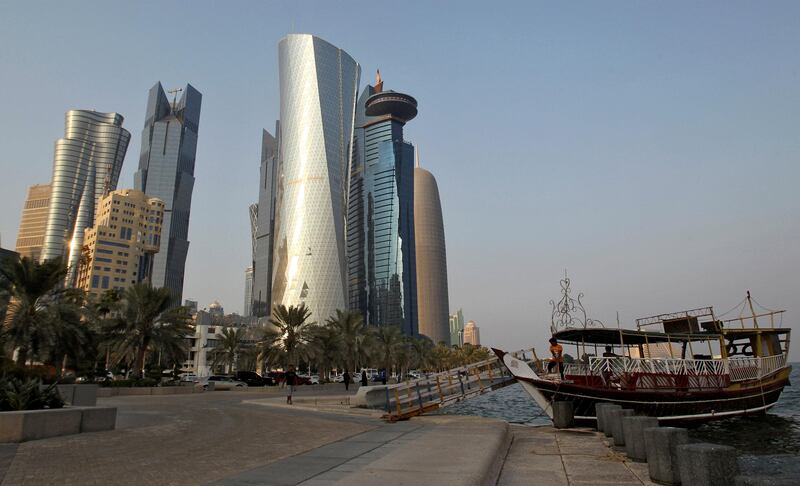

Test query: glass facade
[251,128,278,318]
[348,83,419,336]
[41,110,131,287]
[134,82,202,306]
[266,34,360,323]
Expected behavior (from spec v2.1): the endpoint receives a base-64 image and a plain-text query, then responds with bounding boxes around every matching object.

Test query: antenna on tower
[167,87,183,110]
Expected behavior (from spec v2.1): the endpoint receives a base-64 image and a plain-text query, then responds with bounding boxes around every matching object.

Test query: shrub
[0,376,64,411]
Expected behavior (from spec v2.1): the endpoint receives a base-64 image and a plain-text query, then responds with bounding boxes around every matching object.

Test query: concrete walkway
[214,415,509,486]
[498,425,655,486]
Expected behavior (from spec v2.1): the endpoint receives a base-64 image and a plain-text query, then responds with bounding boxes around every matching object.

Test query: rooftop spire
[375,69,384,93]
[415,145,420,168]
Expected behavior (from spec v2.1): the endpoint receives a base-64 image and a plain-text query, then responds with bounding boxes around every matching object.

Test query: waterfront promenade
[0,389,655,485]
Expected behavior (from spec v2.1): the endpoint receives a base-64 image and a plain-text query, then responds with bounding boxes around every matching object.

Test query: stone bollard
[601,404,622,436]
[677,443,739,486]
[608,409,635,446]
[622,416,659,461]
[644,427,688,485]
[595,403,617,432]
[553,401,574,429]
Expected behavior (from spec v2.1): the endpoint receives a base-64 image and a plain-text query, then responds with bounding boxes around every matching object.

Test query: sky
[1,1,798,359]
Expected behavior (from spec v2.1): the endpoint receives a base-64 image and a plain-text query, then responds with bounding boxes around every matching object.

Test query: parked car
[206,375,247,390]
[234,371,274,387]
[331,374,344,383]
[308,374,320,385]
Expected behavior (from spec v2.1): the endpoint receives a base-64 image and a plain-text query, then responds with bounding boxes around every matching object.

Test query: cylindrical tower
[414,166,450,344]
[270,34,361,323]
[41,110,130,285]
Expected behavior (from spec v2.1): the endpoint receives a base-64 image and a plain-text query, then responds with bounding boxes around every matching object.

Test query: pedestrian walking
[285,365,297,405]
[361,369,368,386]
[343,370,351,391]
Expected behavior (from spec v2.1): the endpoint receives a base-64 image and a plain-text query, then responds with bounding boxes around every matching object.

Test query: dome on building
[209,300,222,309]
[465,321,476,329]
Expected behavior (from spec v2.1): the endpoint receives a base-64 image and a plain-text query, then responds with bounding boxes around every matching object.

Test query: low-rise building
[75,189,164,299]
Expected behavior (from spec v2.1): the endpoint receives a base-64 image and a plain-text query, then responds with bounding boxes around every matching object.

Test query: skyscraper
[347,74,418,336]
[75,189,164,299]
[134,82,202,306]
[15,183,52,261]
[463,321,481,346]
[414,164,450,344]
[41,110,131,286]
[265,34,360,323]
[251,128,279,318]
[449,309,465,346]
[243,266,253,317]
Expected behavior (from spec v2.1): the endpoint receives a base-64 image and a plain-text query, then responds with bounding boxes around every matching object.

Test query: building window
[91,276,99,288]
[101,276,109,289]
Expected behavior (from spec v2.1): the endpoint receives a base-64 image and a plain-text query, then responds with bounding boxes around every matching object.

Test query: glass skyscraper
[251,128,278,318]
[40,110,131,287]
[347,75,419,336]
[134,82,202,305]
[260,34,360,323]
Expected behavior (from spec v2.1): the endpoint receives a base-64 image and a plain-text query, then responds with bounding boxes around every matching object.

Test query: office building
[15,184,52,261]
[75,189,164,299]
[449,309,465,346]
[414,164,450,344]
[463,321,480,346]
[184,299,198,315]
[41,110,131,287]
[244,266,253,317]
[134,82,202,305]
[347,73,418,336]
[263,34,360,323]
[251,129,278,318]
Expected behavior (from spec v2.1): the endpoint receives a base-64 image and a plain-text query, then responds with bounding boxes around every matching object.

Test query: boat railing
[728,354,787,382]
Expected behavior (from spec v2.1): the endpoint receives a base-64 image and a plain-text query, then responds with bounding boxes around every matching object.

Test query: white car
[331,374,344,383]
[205,375,248,390]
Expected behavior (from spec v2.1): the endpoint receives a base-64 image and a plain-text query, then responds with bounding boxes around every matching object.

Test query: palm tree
[410,336,435,371]
[327,309,367,372]
[373,325,402,378]
[104,284,192,379]
[259,303,316,369]
[1,256,68,366]
[310,324,342,380]
[212,327,244,374]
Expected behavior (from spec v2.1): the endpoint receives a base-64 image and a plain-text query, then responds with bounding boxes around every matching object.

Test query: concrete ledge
[78,406,117,433]
[351,385,389,409]
[97,386,204,397]
[0,408,82,443]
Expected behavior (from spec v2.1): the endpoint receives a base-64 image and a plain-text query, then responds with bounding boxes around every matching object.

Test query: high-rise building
[414,164,450,344]
[134,82,202,306]
[75,189,164,299]
[41,110,131,287]
[184,299,198,315]
[251,128,278,318]
[264,34,360,323]
[463,320,480,346]
[244,266,253,317]
[449,309,465,346]
[15,184,52,261]
[347,74,418,336]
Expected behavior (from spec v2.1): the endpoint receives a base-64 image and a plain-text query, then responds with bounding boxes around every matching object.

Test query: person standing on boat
[547,337,564,378]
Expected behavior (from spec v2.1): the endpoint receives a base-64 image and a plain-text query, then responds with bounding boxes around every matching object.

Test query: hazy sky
[1,1,798,359]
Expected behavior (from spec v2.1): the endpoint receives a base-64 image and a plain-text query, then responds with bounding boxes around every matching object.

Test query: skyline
[1,1,798,359]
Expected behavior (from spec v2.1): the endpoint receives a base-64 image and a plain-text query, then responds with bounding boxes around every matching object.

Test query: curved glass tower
[414,165,450,344]
[268,34,360,323]
[40,110,131,286]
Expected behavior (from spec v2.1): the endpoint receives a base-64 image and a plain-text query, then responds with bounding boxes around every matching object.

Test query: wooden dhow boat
[494,285,792,425]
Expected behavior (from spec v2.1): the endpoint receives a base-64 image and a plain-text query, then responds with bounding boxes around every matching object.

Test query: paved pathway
[498,425,655,486]
[0,392,376,486]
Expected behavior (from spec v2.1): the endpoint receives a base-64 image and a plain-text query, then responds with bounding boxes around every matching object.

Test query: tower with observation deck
[347,72,419,337]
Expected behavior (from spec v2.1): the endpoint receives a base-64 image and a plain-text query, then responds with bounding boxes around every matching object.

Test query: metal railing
[728,354,787,382]
[382,357,515,421]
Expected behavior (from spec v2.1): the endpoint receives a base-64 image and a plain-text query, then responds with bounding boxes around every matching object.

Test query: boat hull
[494,349,792,425]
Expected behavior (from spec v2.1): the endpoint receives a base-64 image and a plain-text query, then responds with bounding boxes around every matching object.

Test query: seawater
[437,363,800,455]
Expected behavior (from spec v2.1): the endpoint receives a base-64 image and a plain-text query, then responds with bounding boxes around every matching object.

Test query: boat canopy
[553,328,717,344]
